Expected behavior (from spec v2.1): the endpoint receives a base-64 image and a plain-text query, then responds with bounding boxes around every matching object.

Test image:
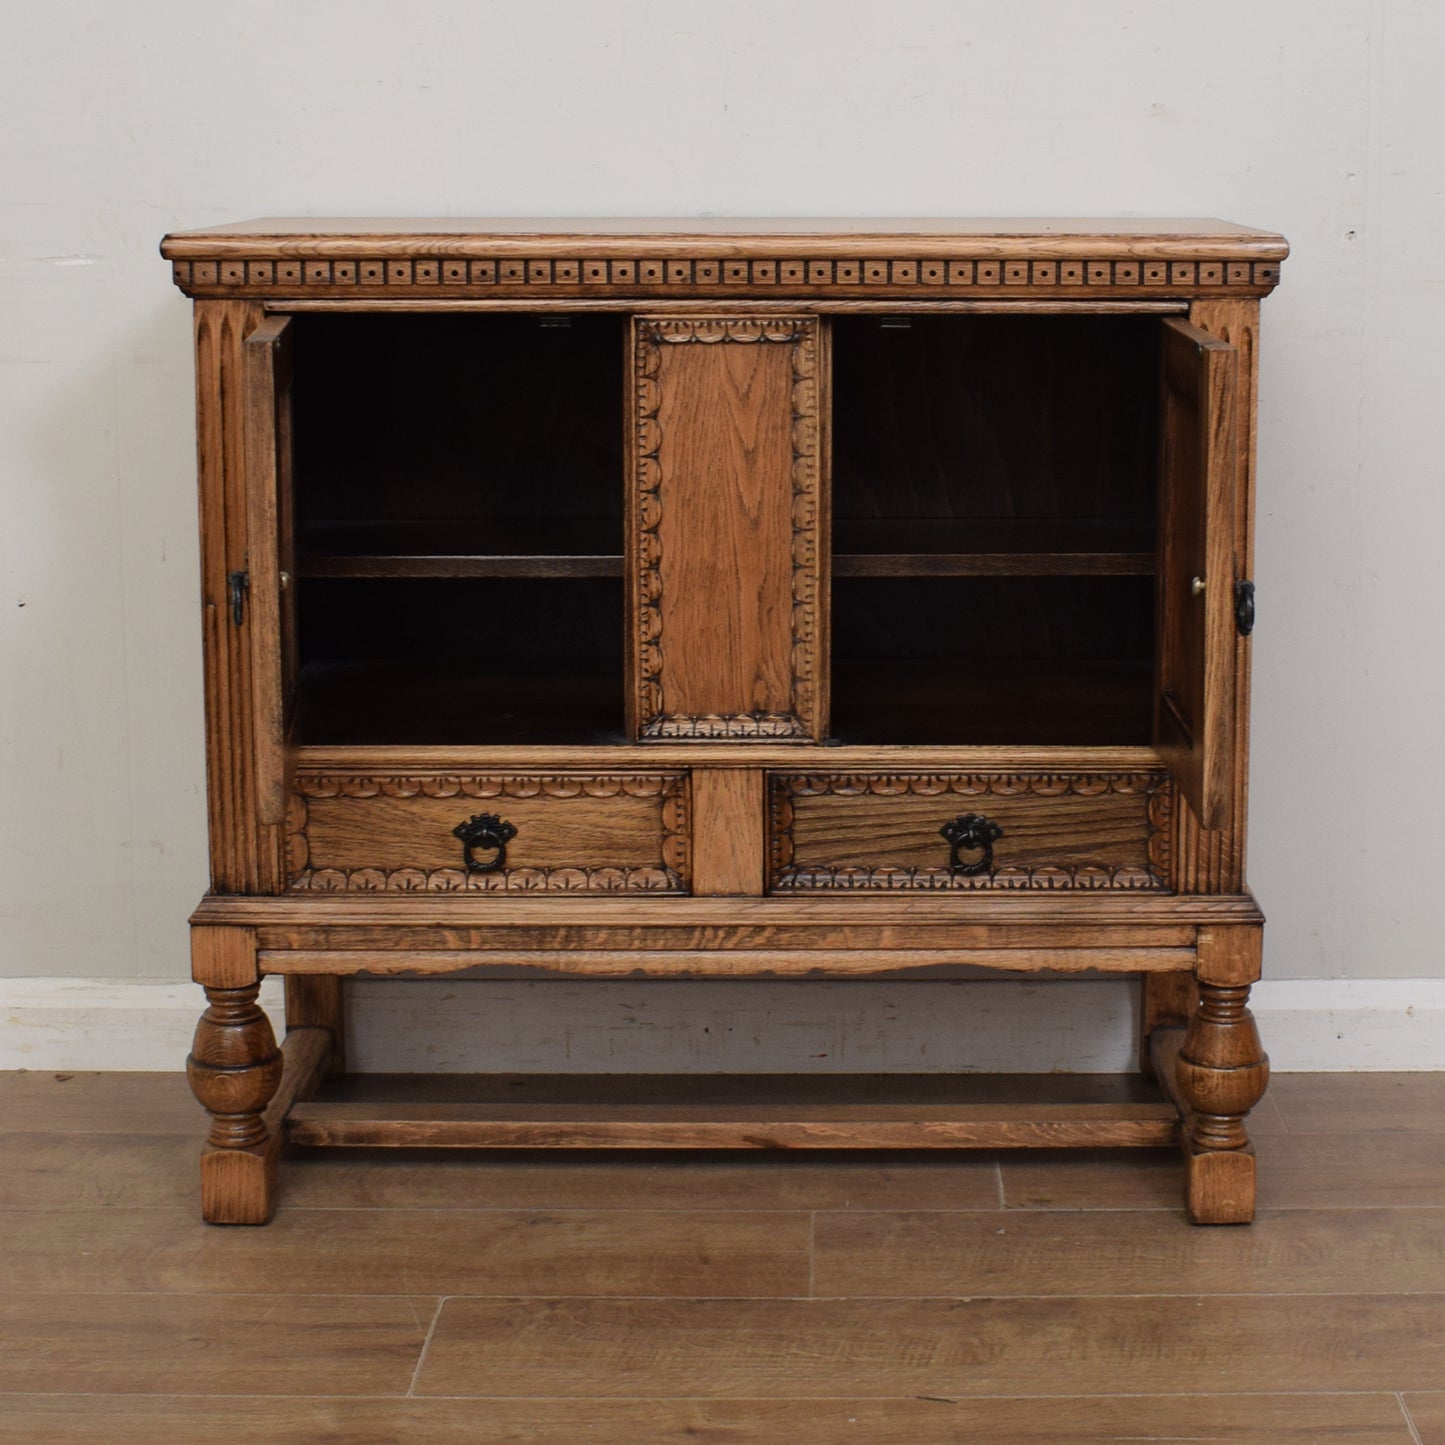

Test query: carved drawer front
[288,773,689,893]
[767,772,1171,892]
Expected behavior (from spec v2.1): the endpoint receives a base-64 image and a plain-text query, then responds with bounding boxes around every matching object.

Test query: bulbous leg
[187,983,284,1224]
[1176,982,1270,1223]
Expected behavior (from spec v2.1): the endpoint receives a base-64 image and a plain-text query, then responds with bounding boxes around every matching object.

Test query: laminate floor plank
[0,1134,199,1209]
[1270,1073,1445,1133]
[0,1072,202,1135]
[0,1133,1002,1213]
[282,1148,1004,1212]
[415,1294,1445,1397]
[0,1293,434,1396]
[1404,1393,1445,1443]
[1002,1131,1445,1211]
[0,1206,809,1298]
[813,1206,1445,1297]
[0,1391,1415,1444]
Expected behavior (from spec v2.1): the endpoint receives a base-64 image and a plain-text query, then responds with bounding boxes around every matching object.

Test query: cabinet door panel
[243,314,297,825]
[628,316,825,739]
[1157,317,1238,830]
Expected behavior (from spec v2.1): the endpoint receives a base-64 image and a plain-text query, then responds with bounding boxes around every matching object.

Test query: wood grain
[0,1207,808,1298]
[295,774,684,876]
[0,1134,200,1209]
[812,1206,1445,1298]
[284,1100,1177,1151]
[630,317,822,737]
[197,888,1263,929]
[415,1293,1445,1397]
[689,768,764,895]
[1157,317,1238,831]
[1269,1072,1445,1134]
[242,313,295,828]
[0,1072,204,1135]
[1001,1130,1445,1212]
[0,1392,1411,1445]
[770,770,1166,890]
[278,1150,1006,1213]
[1405,1395,1445,1445]
[0,1292,433,1395]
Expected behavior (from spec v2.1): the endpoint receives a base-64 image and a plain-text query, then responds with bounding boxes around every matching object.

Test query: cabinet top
[162,217,1287,300]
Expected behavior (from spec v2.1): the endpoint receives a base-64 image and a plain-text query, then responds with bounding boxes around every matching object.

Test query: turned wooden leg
[1175,981,1270,1224]
[188,927,286,1224]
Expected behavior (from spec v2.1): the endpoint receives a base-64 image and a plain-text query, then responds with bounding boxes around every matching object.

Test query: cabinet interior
[292,312,627,745]
[289,309,1159,748]
[829,313,1159,746]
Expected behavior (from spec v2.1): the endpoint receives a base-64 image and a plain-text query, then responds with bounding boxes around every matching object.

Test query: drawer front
[288,773,689,893]
[768,772,1171,892]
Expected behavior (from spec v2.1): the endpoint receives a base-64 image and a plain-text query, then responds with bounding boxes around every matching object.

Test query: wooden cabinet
[164,218,1284,1225]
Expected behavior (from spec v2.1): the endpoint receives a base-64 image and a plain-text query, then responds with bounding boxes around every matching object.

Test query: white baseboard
[2,975,1442,1073]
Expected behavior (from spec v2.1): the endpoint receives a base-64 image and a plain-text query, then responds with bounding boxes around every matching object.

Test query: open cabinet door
[243,315,297,827]
[1157,317,1238,831]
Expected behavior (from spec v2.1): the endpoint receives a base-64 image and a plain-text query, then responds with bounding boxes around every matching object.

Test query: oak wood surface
[1157,317,1238,830]
[1171,300,1260,892]
[175,219,1279,1229]
[688,768,765,895]
[295,776,681,873]
[164,216,1291,246]
[770,770,1164,889]
[242,313,296,828]
[284,1101,1178,1151]
[259,947,1194,977]
[630,316,822,737]
[196,889,1263,927]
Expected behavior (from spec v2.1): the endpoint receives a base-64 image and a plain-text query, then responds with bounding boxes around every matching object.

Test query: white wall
[2,3,1442,1020]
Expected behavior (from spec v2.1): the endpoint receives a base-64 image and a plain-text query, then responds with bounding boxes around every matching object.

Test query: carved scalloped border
[171,257,1282,295]
[287,773,689,893]
[767,772,1173,892]
[633,317,819,740]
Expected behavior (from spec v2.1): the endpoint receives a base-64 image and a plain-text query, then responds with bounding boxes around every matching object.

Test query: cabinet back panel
[831,314,1158,526]
[291,313,624,538]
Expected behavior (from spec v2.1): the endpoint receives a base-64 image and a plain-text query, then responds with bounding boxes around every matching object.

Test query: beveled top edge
[161,215,1289,261]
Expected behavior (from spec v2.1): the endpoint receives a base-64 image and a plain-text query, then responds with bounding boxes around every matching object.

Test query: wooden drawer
[767,771,1171,892]
[287,773,689,893]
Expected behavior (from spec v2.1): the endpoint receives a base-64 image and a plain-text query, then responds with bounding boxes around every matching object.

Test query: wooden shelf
[833,517,1155,578]
[287,1072,1179,1151]
[299,519,623,580]
[297,659,625,746]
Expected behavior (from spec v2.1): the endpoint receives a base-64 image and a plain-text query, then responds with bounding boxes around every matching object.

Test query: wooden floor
[2,1072,1444,1442]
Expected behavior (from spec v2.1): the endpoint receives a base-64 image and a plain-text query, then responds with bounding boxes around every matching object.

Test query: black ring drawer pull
[941,813,1004,875]
[453,813,518,873]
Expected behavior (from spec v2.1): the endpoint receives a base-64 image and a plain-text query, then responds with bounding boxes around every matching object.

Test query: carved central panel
[629,317,823,740]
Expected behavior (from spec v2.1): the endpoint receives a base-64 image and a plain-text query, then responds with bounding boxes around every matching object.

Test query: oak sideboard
[162,218,1285,1224]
